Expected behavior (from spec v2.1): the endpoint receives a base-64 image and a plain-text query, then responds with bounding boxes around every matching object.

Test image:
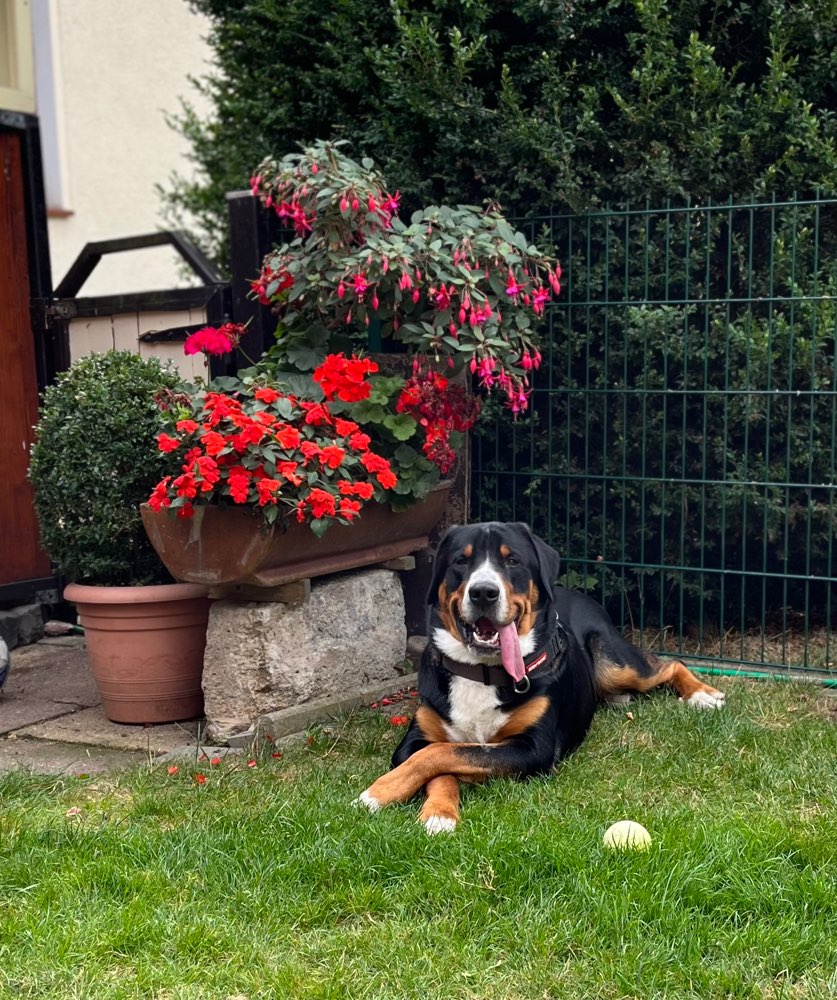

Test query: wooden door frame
[0,110,67,605]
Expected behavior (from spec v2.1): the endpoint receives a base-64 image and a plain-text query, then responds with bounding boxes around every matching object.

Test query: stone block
[202,568,407,743]
[0,604,45,649]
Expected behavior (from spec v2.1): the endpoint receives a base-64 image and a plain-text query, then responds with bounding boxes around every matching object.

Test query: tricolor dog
[356,521,725,833]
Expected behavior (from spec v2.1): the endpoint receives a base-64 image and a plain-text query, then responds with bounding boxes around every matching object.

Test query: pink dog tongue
[498,621,526,683]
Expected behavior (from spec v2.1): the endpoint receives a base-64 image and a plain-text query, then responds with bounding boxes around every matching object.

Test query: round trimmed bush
[29,351,180,586]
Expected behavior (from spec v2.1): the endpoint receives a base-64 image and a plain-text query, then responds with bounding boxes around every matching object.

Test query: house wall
[35,0,214,296]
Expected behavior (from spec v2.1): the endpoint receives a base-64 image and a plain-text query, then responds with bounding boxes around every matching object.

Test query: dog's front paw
[352,789,382,813]
[422,814,458,835]
[684,688,726,710]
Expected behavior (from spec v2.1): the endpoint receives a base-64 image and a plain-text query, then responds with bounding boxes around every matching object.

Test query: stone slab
[14,705,203,754]
[0,737,146,775]
[157,744,244,763]
[256,671,419,742]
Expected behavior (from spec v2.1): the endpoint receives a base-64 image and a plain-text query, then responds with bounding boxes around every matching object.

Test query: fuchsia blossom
[532,287,551,314]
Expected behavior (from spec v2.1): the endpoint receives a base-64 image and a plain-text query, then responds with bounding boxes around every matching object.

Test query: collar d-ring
[513,675,531,694]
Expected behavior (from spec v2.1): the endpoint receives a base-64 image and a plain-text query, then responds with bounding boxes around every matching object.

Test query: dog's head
[427,522,562,663]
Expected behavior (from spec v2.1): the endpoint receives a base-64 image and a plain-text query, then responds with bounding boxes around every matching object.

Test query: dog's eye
[454,553,470,566]
[505,554,520,567]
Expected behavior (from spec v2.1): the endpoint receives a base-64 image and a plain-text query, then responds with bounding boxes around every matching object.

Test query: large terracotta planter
[64,582,211,724]
[140,482,451,588]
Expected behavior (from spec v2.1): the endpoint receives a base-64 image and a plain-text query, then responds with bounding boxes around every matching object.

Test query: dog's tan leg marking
[415,705,449,743]
[419,775,460,834]
[598,658,725,710]
[358,743,504,811]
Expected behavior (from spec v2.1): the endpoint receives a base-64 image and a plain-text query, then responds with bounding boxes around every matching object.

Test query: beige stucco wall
[40,0,215,296]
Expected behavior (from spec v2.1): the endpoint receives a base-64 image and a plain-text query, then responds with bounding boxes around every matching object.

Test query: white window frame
[0,0,35,113]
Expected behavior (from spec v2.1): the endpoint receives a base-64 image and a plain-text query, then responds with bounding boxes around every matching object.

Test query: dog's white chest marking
[444,676,504,744]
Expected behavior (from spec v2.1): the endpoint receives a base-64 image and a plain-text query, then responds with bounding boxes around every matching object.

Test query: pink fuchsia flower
[433,285,452,310]
[532,288,551,314]
[505,278,523,297]
[352,273,369,297]
[381,190,400,215]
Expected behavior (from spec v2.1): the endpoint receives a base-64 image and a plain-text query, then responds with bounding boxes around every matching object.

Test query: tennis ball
[603,820,652,851]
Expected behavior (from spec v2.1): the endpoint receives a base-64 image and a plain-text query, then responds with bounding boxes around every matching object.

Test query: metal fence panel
[472,196,837,674]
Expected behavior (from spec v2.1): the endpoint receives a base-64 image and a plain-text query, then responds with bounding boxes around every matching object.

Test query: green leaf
[383,413,417,440]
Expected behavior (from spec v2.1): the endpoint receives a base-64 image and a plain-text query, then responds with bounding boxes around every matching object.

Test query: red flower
[276,425,301,450]
[167,765,179,775]
[157,433,180,454]
[348,431,371,451]
[200,430,227,457]
[254,386,281,404]
[313,353,378,403]
[377,469,398,490]
[194,772,207,784]
[389,715,410,726]
[175,419,199,434]
[184,326,236,357]
[210,756,222,766]
[227,466,251,503]
[334,418,359,436]
[319,445,346,470]
[337,480,374,500]
[338,498,362,520]
[306,488,336,519]
[278,460,303,486]
[361,451,391,474]
[148,478,172,511]
[301,401,331,426]
[256,478,281,506]
[300,441,321,464]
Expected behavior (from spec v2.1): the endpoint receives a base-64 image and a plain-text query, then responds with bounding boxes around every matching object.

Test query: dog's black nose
[468,582,500,606]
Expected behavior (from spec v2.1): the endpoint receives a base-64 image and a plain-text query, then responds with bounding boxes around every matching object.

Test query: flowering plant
[250,140,561,414]
[149,335,478,536]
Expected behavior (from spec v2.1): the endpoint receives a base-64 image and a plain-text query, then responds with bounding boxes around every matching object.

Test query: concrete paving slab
[15,706,203,754]
[0,737,146,775]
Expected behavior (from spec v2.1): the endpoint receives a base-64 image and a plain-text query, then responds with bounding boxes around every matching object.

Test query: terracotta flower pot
[64,582,211,724]
[140,482,451,589]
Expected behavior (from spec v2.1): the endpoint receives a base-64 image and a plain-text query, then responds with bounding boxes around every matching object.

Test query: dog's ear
[425,524,462,606]
[513,522,561,602]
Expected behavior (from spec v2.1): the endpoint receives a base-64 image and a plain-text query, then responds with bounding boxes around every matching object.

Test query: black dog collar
[441,615,568,692]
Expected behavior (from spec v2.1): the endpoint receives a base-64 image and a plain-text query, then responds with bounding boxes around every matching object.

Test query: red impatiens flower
[319,445,346,470]
[254,386,281,404]
[276,425,301,450]
[306,488,337,519]
[157,433,180,454]
[256,478,282,506]
[313,353,378,403]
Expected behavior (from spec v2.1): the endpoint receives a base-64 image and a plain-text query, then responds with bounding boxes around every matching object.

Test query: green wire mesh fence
[473,195,837,675]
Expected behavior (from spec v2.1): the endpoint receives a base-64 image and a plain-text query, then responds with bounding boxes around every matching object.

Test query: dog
[356,521,725,833]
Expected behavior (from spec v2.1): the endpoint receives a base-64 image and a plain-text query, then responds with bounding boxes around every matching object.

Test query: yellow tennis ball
[603,820,652,851]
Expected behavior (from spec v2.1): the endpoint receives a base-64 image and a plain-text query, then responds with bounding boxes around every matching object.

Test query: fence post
[226,190,276,360]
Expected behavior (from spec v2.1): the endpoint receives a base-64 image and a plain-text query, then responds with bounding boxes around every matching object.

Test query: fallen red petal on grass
[271,752,283,759]
[210,756,222,766]
[389,715,410,726]
[194,773,207,785]
[381,698,392,706]
[247,759,257,768]
[167,765,179,775]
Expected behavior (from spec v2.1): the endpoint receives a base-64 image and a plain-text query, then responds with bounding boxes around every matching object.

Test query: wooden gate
[0,127,51,596]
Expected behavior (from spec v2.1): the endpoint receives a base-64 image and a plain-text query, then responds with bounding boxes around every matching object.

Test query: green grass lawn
[2,678,837,1000]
